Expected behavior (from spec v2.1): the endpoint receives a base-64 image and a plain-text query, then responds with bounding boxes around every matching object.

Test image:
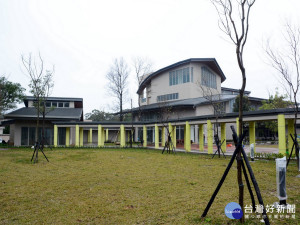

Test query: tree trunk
[120,94,123,121]
[237,47,246,224]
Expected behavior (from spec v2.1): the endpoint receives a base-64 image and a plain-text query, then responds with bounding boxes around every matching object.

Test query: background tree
[85,109,119,121]
[210,0,257,222]
[0,76,25,115]
[233,95,251,112]
[132,56,153,145]
[265,21,300,157]
[259,90,292,135]
[106,57,129,121]
[22,53,54,162]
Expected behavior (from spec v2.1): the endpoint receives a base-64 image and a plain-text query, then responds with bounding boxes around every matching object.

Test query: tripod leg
[212,148,218,159]
[31,147,37,162]
[40,147,49,162]
[241,160,255,211]
[202,145,241,218]
[240,147,270,225]
[219,147,226,159]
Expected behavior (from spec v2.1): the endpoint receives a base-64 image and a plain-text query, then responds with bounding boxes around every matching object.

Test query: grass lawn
[0,148,299,224]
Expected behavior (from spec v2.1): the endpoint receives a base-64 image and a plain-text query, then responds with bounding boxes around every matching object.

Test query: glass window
[191,67,193,82]
[58,102,63,107]
[46,102,51,107]
[201,66,217,89]
[52,102,57,107]
[29,127,36,145]
[21,127,28,145]
[64,102,69,108]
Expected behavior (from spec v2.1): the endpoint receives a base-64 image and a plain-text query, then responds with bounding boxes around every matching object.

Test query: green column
[249,121,256,153]
[98,125,102,147]
[199,124,204,151]
[185,121,191,152]
[80,127,83,147]
[66,127,70,147]
[75,125,79,147]
[88,128,92,144]
[120,125,125,147]
[143,125,147,147]
[236,117,239,136]
[278,114,286,154]
[102,127,105,146]
[106,129,108,142]
[171,124,176,149]
[207,120,213,154]
[161,127,165,147]
[221,123,226,152]
[155,124,159,149]
[54,125,58,147]
[288,119,295,156]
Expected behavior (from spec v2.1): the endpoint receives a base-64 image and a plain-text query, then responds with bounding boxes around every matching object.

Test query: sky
[1,0,300,115]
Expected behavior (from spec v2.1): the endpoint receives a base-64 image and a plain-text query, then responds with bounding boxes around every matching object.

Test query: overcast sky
[1,0,300,115]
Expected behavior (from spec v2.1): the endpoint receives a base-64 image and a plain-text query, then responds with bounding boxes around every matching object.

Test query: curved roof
[137,58,226,94]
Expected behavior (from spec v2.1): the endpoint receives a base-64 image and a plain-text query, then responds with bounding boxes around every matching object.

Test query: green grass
[0,148,299,224]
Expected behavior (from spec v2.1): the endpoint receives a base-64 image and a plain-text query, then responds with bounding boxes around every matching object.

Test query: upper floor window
[157,93,179,102]
[201,66,217,89]
[169,67,191,86]
[35,101,70,108]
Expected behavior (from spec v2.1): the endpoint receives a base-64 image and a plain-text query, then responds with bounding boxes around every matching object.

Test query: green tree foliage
[233,96,251,112]
[0,76,25,115]
[259,91,291,133]
[85,109,132,122]
[259,91,291,110]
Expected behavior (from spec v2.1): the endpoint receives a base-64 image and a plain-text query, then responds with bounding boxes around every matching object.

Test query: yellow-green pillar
[105,129,108,142]
[278,114,286,155]
[65,127,70,147]
[54,125,58,147]
[88,128,92,144]
[120,125,125,147]
[155,124,159,149]
[80,127,83,147]
[98,125,103,147]
[221,123,226,152]
[75,125,79,147]
[101,127,105,146]
[161,127,165,147]
[143,125,147,147]
[199,124,204,151]
[236,117,239,136]
[249,121,256,153]
[288,119,295,156]
[185,121,191,152]
[207,120,213,154]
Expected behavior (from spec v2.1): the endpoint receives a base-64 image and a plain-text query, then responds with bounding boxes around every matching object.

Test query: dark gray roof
[137,58,226,94]
[25,96,83,102]
[221,87,251,95]
[4,107,83,121]
[128,95,237,113]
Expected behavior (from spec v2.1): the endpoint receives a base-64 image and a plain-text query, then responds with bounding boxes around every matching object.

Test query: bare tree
[132,56,153,145]
[21,53,54,163]
[210,0,257,222]
[132,56,153,120]
[106,57,130,121]
[265,21,300,167]
[199,84,226,157]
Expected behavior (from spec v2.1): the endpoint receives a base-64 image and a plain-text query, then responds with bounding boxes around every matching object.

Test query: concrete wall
[140,62,222,105]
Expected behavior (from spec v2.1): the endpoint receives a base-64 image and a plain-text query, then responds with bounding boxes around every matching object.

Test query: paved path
[148,144,279,155]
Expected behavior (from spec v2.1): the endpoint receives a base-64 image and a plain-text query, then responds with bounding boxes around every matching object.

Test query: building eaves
[137,58,226,94]
[25,96,83,102]
[4,107,83,121]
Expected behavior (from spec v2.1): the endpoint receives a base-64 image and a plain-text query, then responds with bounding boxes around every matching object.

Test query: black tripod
[286,133,300,169]
[202,126,269,224]
[162,135,176,154]
[31,137,50,163]
[212,134,226,158]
